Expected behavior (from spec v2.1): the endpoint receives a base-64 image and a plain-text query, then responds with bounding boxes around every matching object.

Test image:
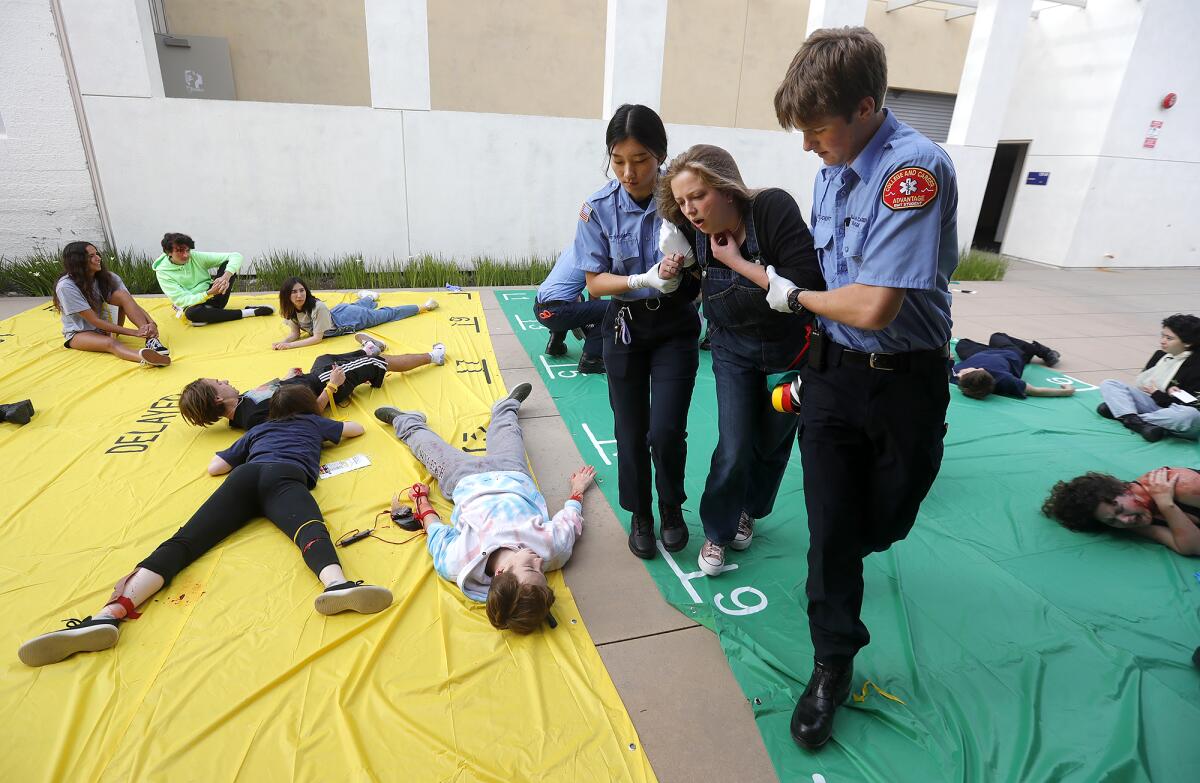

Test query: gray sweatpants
[392,397,530,494]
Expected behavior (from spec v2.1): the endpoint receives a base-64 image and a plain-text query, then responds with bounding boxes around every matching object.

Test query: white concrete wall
[365,0,430,111]
[60,0,152,98]
[0,0,103,258]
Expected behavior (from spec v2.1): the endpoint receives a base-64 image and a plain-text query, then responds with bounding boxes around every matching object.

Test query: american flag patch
[579,203,592,223]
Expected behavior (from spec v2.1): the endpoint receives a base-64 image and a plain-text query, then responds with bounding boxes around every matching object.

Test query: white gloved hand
[765,265,799,313]
[658,221,696,268]
[627,262,681,294]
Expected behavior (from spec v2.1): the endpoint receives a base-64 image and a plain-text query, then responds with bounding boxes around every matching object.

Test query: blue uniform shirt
[536,246,588,304]
[811,109,958,353]
[572,179,663,302]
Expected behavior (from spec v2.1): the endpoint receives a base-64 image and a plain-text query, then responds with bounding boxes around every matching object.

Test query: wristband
[415,507,440,522]
[569,493,583,503]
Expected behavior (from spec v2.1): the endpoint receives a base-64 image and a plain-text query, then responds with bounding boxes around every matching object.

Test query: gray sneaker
[698,540,726,576]
[730,511,755,551]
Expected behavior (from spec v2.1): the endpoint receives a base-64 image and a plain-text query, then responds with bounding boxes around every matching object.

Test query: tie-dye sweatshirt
[425,470,583,602]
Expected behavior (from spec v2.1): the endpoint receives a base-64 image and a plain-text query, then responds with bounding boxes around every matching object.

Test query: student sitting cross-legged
[18,384,392,667]
[375,383,597,633]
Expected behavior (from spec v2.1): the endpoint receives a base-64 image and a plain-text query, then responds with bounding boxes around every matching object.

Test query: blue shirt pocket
[609,233,643,276]
[841,223,866,280]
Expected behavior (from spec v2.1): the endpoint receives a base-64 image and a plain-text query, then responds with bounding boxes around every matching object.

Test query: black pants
[602,297,700,516]
[534,297,609,358]
[798,345,950,664]
[138,463,339,584]
[307,350,388,405]
[183,261,242,324]
[955,332,1038,365]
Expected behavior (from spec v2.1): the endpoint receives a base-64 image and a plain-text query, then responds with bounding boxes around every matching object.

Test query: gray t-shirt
[294,299,336,338]
[56,273,128,341]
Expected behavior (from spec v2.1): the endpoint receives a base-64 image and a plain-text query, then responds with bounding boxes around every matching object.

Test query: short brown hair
[268,384,319,419]
[486,570,555,634]
[1042,472,1127,533]
[657,144,758,228]
[161,232,195,253]
[180,379,223,426]
[774,27,887,130]
[958,369,995,400]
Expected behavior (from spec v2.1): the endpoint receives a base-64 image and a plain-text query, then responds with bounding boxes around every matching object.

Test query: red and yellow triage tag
[881,166,938,211]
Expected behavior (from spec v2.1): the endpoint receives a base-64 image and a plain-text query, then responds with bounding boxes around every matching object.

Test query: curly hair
[957,369,995,400]
[161,232,195,253]
[179,379,224,427]
[1041,472,1128,532]
[1162,313,1200,347]
[486,570,555,635]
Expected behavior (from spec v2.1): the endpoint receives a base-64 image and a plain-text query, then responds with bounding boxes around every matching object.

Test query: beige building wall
[427,0,606,119]
[661,0,973,130]
[163,0,371,106]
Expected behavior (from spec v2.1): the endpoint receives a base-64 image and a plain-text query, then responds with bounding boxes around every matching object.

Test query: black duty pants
[138,462,339,584]
[183,261,242,324]
[798,345,950,664]
[602,297,700,516]
[954,332,1037,365]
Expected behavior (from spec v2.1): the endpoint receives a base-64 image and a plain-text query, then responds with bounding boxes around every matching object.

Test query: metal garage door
[884,89,957,143]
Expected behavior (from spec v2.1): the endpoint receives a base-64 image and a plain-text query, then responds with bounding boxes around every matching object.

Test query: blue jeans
[1100,379,1200,438]
[699,325,808,545]
[330,297,420,332]
[534,298,608,357]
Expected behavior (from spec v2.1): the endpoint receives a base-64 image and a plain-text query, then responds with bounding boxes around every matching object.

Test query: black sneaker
[505,383,533,404]
[314,581,393,615]
[659,505,688,552]
[0,399,35,425]
[375,406,403,425]
[145,336,169,355]
[251,305,274,317]
[18,616,120,667]
[628,513,656,559]
[1096,403,1114,420]
[545,333,568,357]
[577,354,606,374]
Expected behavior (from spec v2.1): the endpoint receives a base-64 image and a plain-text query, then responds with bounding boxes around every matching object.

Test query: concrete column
[946,0,1034,147]
[805,0,869,35]
[364,0,430,110]
[602,0,669,119]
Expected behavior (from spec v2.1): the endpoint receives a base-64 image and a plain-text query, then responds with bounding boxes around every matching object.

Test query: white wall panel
[60,0,152,98]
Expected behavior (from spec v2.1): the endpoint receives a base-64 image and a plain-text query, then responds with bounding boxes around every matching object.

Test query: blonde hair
[774,27,888,130]
[656,144,759,228]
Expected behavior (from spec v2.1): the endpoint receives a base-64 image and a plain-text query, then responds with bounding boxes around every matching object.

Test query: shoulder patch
[579,202,592,223]
[881,167,938,211]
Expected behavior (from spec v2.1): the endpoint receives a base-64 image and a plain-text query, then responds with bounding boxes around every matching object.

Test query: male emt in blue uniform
[765,28,958,749]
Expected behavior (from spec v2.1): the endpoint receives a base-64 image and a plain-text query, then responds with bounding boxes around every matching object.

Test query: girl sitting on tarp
[272,277,438,350]
[375,383,597,633]
[18,384,392,667]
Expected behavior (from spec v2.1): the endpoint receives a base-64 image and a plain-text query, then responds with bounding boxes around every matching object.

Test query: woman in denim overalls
[660,145,824,576]
[576,105,701,560]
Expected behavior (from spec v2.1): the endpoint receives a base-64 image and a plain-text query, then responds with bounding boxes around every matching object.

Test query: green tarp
[499,290,1200,782]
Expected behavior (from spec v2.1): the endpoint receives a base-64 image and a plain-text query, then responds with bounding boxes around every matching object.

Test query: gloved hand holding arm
[658,221,696,268]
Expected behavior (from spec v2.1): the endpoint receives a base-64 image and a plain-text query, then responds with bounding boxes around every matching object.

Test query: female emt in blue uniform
[765,28,958,750]
[576,104,701,560]
[658,145,824,577]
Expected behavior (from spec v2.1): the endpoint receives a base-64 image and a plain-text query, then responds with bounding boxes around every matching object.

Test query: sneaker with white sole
[429,343,446,365]
[314,581,393,615]
[423,298,439,311]
[145,336,169,355]
[698,540,726,576]
[730,511,755,551]
[18,616,120,667]
[355,332,387,356]
[139,347,171,366]
[356,290,380,303]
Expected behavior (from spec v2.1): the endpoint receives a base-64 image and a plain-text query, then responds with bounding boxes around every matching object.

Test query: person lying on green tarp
[1042,467,1200,555]
[951,332,1072,400]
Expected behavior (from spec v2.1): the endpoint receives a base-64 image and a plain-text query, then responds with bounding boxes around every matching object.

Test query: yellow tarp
[0,291,653,783]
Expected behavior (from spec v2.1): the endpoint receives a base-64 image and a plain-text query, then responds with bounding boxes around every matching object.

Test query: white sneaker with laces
[355,332,387,356]
[429,343,446,366]
[730,511,755,551]
[356,290,380,303]
[423,298,439,312]
[698,540,726,576]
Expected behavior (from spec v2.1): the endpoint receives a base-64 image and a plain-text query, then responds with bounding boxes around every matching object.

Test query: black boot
[1096,403,1114,420]
[1031,341,1060,367]
[577,354,606,374]
[658,504,689,552]
[1119,414,1165,442]
[0,399,34,425]
[790,660,853,750]
[545,332,568,357]
[628,513,656,559]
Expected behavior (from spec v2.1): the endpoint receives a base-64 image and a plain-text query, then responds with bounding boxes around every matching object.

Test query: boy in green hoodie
[153,232,274,325]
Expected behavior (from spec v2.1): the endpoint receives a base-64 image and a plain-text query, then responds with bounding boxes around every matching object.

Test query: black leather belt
[828,341,950,372]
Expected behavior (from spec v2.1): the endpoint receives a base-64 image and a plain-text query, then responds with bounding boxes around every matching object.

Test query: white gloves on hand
[765,265,799,313]
[658,221,696,268]
[628,262,681,294]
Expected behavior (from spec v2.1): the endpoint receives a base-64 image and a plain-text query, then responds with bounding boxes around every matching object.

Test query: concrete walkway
[4,259,1199,782]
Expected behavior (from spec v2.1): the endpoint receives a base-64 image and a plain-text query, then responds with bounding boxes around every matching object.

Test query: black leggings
[183,261,242,324]
[138,463,339,584]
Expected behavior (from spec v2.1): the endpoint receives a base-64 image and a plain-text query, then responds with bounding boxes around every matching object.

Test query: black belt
[828,341,949,372]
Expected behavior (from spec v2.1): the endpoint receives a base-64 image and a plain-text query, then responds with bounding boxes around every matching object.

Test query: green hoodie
[152,251,244,308]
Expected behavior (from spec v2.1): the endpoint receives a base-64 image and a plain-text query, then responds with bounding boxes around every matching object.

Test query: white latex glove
[658,221,696,268]
[765,265,799,313]
[627,262,681,294]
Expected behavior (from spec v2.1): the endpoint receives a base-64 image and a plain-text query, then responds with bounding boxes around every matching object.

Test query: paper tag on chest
[881,167,938,211]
